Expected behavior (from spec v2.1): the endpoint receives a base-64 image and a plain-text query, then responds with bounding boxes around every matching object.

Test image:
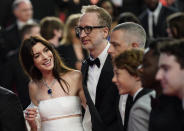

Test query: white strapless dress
[38,96,84,131]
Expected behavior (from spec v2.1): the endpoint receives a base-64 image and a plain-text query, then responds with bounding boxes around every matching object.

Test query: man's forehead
[80,13,98,20]
[159,53,177,65]
[160,53,175,60]
[78,13,99,25]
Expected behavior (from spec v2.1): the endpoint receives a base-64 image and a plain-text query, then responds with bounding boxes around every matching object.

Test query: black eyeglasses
[75,25,106,36]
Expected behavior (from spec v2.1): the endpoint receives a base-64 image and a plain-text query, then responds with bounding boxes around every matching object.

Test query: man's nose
[80,29,87,38]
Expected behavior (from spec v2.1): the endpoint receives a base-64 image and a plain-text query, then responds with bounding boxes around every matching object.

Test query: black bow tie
[87,58,101,68]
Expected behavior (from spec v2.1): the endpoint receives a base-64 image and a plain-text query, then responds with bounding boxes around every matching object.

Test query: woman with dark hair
[19,35,86,131]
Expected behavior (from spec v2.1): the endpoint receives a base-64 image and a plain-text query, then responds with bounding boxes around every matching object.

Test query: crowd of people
[0,0,184,131]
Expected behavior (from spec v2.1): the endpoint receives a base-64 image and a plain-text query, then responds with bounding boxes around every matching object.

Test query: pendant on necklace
[42,79,56,96]
[48,89,52,95]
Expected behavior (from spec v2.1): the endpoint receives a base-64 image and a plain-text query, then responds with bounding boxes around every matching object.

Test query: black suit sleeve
[0,90,27,131]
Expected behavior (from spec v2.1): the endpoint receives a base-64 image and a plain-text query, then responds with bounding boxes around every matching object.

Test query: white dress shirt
[119,94,128,124]
[17,19,34,30]
[87,42,110,104]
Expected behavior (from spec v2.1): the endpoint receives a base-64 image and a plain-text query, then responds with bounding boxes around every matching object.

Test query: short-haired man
[139,0,176,39]
[76,5,123,131]
[156,39,184,101]
[108,22,146,58]
[1,0,35,62]
[12,0,34,29]
[155,39,184,130]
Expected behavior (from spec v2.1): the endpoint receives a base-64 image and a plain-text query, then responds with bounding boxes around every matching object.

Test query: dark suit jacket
[57,44,89,69]
[149,95,184,131]
[139,5,176,38]
[0,53,30,109]
[0,0,15,28]
[81,55,124,131]
[0,86,27,131]
[1,23,21,62]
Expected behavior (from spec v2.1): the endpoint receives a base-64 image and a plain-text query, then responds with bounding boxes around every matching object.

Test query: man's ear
[134,75,140,81]
[103,27,109,39]
[131,42,139,48]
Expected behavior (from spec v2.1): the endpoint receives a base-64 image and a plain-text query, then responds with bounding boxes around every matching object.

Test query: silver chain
[42,79,56,96]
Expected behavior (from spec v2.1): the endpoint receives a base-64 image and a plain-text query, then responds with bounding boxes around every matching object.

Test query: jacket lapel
[133,88,153,105]
[95,55,113,106]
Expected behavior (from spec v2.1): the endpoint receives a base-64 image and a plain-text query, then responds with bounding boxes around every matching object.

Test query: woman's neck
[42,71,55,83]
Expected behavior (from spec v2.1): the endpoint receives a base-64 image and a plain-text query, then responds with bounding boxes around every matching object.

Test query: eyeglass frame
[75,25,106,37]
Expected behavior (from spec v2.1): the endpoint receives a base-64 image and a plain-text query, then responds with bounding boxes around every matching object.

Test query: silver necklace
[42,79,56,95]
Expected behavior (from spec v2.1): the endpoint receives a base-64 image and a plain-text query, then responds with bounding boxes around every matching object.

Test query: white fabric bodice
[38,96,84,131]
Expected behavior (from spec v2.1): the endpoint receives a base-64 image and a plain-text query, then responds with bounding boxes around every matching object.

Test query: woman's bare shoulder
[28,80,39,105]
[28,80,39,93]
[63,70,82,80]
[28,80,37,88]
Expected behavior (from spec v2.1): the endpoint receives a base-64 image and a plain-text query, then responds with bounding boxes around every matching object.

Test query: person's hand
[25,108,38,131]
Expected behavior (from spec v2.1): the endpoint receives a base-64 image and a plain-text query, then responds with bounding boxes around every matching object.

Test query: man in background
[1,0,35,63]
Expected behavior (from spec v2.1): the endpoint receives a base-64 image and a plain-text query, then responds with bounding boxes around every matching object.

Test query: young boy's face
[156,53,184,98]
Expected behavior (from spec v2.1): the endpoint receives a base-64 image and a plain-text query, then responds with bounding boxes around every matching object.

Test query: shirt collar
[89,41,110,67]
[98,41,110,66]
[133,88,143,100]
[17,19,34,30]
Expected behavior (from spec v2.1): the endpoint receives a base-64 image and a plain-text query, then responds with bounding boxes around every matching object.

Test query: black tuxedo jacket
[139,5,176,38]
[81,55,124,131]
[0,86,27,131]
[149,95,184,131]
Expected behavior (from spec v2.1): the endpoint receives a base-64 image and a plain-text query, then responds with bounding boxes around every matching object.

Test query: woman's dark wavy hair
[114,49,144,76]
[19,35,72,93]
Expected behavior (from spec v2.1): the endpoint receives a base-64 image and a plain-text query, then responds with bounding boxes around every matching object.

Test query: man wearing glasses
[76,5,123,131]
